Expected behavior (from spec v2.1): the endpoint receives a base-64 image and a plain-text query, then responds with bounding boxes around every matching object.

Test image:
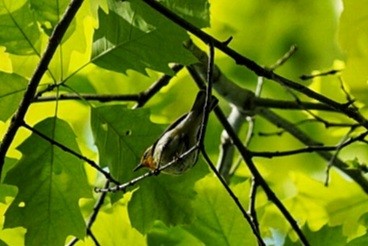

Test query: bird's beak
[133,163,144,172]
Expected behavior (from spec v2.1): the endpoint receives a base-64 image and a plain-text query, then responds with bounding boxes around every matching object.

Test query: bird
[133,90,218,175]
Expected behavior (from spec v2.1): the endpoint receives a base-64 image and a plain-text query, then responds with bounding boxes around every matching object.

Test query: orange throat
[142,155,157,170]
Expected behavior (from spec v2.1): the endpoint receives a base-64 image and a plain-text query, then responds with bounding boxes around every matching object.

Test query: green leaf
[3,118,92,246]
[91,0,195,75]
[0,158,18,203]
[29,0,70,36]
[348,232,368,246]
[91,105,164,183]
[147,221,202,246]
[160,0,210,28]
[0,0,41,55]
[80,198,146,245]
[128,164,207,234]
[185,177,257,246]
[285,225,347,246]
[0,71,28,122]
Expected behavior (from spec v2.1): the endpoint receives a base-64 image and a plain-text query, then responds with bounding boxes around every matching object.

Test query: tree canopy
[1,0,368,245]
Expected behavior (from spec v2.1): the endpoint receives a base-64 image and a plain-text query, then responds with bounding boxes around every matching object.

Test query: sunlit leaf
[147,221,202,245]
[3,118,92,246]
[0,158,18,203]
[185,177,257,245]
[29,0,71,36]
[348,232,368,246]
[77,198,146,245]
[0,72,27,122]
[91,0,195,75]
[0,0,41,55]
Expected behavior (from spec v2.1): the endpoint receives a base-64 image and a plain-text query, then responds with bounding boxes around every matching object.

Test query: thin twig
[0,0,85,178]
[300,69,341,80]
[268,45,298,71]
[338,77,357,110]
[95,145,200,192]
[35,93,140,103]
[35,64,183,104]
[324,127,357,186]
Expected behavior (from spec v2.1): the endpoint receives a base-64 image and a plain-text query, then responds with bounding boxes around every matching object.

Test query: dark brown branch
[300,69,341,80]
[0,0,85,178]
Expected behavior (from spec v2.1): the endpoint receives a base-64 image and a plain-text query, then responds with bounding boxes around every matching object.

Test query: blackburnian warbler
[134,90,218,175]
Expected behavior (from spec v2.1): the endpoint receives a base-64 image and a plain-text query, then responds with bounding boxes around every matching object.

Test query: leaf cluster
[1,0,368,246]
